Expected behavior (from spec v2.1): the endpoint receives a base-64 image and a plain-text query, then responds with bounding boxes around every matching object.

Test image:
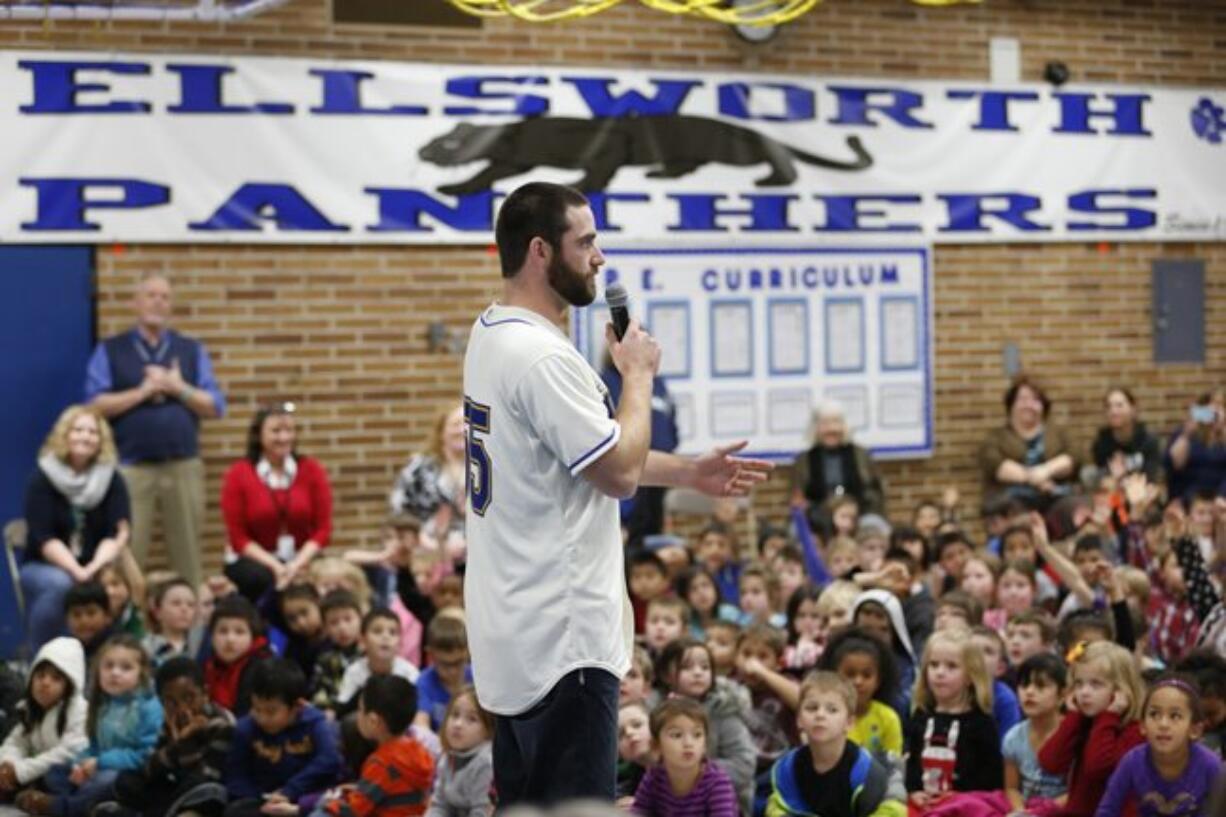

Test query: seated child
[620,646,654,707]
[0,638,87,800]
[850,590,917,716]
[905,629,1003,809]
[733,624,800,774]
[98,560,145,639]
[677,565,741,641]
[105,655,236,817]
[632,697,738,817]
[782,586,825,676]
[695,523,743,607]
[824,537,860,582]
[64,581,115,668]
[818,627,902,764]
[765,671,905,817]
[1004,610,1057,670]
[1175,649,1226,757]
[313,675,433,817]
[817,580,861,633]
[223,659,341,817]
[628,548,672,635]
[933,590,983,633]
[1003,653,1068,814]
[705,620,742,679]
[23,636,162,817]
[279,584,328,680]
[737,565,786,629]
[970,625,1022,738]
[426,686,495,817]
[643,596,689,659]
[143,578,202,669]
[203,595,273,719]
[413,616,472,732]
[1096,675,1223,817]
[310,590,364,714]
[617,701,652,803]
[336,610,419,715]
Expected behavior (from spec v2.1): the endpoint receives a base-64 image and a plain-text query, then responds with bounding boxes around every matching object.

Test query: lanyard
[265,483,291,534]
[132,332,171,365]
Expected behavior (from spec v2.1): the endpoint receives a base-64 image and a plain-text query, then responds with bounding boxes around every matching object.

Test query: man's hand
[606,321,660,379]
[69,758,97,785]
[687,441,773,498]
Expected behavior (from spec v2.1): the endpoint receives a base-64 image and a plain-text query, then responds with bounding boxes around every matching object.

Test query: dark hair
[250,658,307,706]
[361,607,400,635]
[1190,488,1218,508]
[244,405,297,464]
[649,696,709,740]
[360,674,417,734]
[494,182,589,277]
[280,583,321,608]
[21,659,75,738]
[819,626,899,707]
[675,565,726,620]
[756,524,789,556]
[698,521,732,542]
[1103,386,1137,408]
[1016,652,1068,689]
[152,577,195,608]
[209,594,264,638]
[1175,650,1226,702]
[1004,373,1051,418]
[938,590,984,626]
[155,655,204,695]
[775,544,804,567]
[1073,535,1107,558]
[785,585,824,645]
[1058,609,1114,652]
[626,547,667,578]
[935,530,974,561]
[883,547,919,576]
[64,580,110,616]
[1007,609,1057,644]
[656,637,714,698]
[320,589,363,619]
[426,615,468,652]
[889,526,928,567]
[1144,673,1205,724]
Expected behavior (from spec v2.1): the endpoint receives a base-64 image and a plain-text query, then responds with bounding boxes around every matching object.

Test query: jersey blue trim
[479,312,534,329]
[567,427,617,472]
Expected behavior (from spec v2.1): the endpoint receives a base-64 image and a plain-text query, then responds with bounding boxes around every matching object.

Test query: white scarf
[256,455,297,489]
[38,454,114,510]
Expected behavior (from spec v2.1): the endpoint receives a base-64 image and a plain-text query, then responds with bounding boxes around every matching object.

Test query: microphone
[605,283,630,341]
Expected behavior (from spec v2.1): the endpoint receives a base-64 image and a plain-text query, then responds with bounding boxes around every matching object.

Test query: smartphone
[1191,405,1217,424]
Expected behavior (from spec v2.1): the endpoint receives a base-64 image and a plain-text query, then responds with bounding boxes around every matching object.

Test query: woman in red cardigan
[221,403,332,602]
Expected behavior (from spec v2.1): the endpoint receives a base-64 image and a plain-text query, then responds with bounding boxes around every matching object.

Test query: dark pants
[224,557,275,605]
[113,769,225,817]
[492,667,618,808]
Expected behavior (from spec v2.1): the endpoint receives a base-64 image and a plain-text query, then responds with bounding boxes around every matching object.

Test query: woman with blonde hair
[20,405,131,650]
[388,400,466,563]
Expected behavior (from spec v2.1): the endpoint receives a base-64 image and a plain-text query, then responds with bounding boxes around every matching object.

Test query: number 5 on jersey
[464,397,492,515]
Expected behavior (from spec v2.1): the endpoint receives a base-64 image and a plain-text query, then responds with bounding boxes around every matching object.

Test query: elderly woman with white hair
[790,401,885,519]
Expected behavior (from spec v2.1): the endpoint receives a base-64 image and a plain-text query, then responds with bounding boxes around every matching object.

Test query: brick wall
[7,0,1224,572]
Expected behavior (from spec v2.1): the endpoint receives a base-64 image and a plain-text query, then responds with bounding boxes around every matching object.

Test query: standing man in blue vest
[85,274,225,587]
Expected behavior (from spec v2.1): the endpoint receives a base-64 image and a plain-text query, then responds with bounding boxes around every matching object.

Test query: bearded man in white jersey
[462,181,772,807]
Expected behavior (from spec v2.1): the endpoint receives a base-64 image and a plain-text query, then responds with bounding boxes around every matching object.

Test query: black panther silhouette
[418,115,872,194]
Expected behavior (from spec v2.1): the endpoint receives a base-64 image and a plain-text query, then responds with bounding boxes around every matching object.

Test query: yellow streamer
[445,0,973,25]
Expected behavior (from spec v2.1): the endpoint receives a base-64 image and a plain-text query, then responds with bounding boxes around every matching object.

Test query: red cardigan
[1037,709,1143,817]
[221,457,332,556]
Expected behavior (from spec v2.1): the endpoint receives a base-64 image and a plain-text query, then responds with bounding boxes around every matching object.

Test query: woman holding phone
[1167,389,1226,504]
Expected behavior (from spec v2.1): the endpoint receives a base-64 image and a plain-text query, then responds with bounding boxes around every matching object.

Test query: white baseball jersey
[462,302,632,716]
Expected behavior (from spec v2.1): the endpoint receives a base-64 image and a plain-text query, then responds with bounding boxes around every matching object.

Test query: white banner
[1,50,1225,244]
[576,246,934,460]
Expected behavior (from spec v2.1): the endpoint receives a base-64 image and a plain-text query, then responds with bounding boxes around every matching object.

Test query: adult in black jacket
[1090,387,1163,482]
[20,405,130,651]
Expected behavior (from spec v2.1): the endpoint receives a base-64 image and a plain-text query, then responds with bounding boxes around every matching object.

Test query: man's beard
[546,251,596,307]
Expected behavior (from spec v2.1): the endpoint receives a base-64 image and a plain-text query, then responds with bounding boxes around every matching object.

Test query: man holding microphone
[463,181,771,807]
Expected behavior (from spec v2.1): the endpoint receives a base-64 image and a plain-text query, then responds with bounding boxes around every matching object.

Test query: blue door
[0,246,94,656]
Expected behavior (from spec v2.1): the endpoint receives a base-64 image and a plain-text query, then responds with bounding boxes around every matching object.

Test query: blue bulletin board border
[708,299,754,378]
[766,297,810,377]
[879,294,921,372]
[578,246,933,460]
[646,299,693,381]
[823,296,866,375]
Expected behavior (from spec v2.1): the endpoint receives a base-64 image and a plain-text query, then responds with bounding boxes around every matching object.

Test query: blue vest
[104,330,201,462]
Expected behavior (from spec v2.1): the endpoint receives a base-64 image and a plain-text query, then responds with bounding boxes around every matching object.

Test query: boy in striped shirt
[316,676,433,817]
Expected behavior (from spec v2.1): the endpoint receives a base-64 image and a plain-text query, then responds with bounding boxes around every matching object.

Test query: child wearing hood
[850,590,916,718]
[0,638,88,800]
